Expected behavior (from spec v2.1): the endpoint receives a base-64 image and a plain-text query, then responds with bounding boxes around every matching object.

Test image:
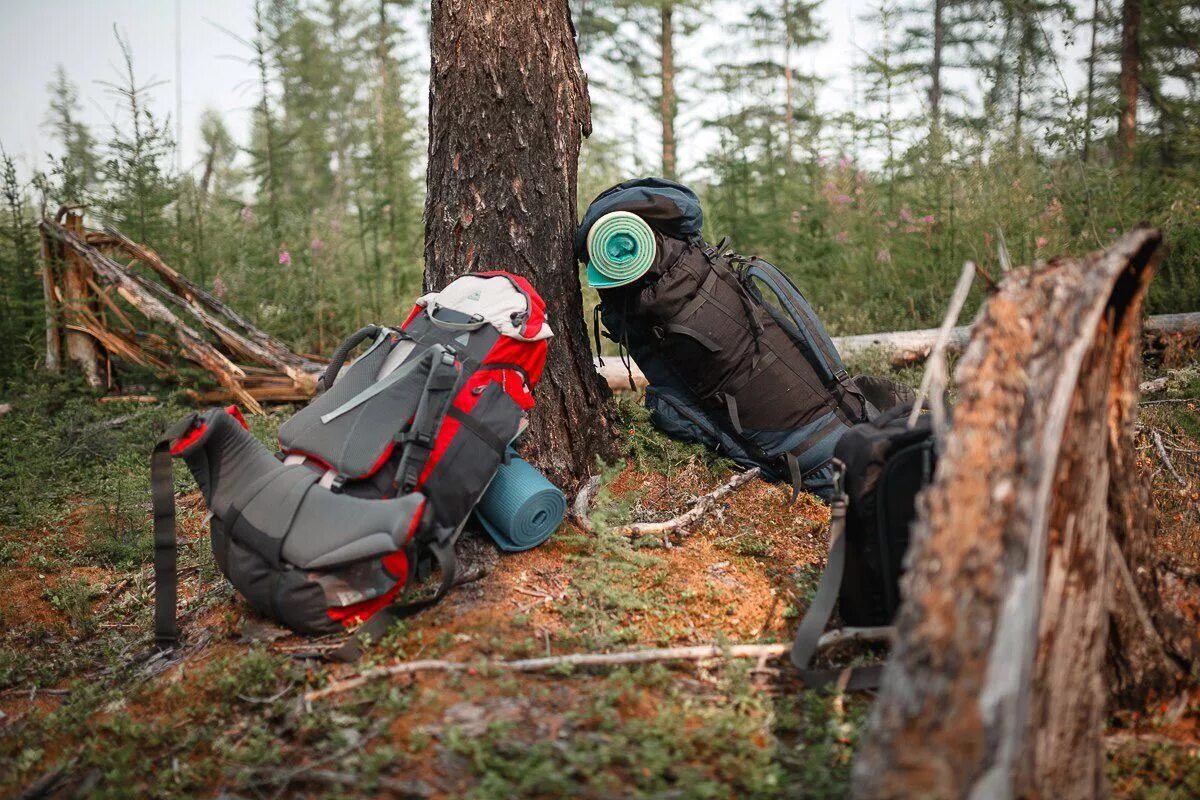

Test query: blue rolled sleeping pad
[474,452,566,552]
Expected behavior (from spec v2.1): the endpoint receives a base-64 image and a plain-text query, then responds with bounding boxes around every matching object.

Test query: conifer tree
[43,67,100,207]
[98,28,178,250]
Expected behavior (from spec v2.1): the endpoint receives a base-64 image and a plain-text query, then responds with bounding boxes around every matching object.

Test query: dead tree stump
[852,229,1187,799]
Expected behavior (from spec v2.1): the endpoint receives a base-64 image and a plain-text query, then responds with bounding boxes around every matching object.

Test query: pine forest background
[1,0,1198,391]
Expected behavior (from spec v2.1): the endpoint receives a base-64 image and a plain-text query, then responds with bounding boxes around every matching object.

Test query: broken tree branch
[305,627,896,703]
[908,261,975,433]
[1151,429,1189,487]
[572,467,762,536]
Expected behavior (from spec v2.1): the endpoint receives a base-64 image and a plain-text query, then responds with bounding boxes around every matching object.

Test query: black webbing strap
[330,529,458,662]
[393,349,459,494]
[446,406,509,458]
[789,462,882,691]
[151,413,199,652]
[724,393,744,436]
[663,323,723,352]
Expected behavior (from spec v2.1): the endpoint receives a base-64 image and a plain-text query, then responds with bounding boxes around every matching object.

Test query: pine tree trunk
[929,0,944,129]
[1083,0,1100,163]
[782,0,795,170]
[660,1,677,180]
[852,230,1187,799]
[1118,0,1141,163]
[424,0,619,488]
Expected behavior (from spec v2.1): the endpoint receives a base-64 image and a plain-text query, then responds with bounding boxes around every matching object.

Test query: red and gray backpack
[150,271,550,659]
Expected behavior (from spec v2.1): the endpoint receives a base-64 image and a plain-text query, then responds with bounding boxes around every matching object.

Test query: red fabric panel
[484,336,549,388]
[170,422,207,456]
[399,304,423,330]
[224,405,249,430]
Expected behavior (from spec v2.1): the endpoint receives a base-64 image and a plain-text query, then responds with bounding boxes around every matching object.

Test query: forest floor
[0,352,1198,800]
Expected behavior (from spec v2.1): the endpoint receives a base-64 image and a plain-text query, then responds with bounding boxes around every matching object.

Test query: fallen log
[852,229,1189,800]
[594,310,1200,390]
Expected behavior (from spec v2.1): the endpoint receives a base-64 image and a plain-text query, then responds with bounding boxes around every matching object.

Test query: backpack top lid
[575,177,703,264]
[415,271,553,342]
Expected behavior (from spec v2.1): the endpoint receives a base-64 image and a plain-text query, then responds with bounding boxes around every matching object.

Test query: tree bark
[782,0,795,170]
[852,230,1186,800]
[1118,0,1140,163]
[929,0,944,128]
[424,0,619,488]
[59,212,104,388]
[1083,0,1100,163]
[39,229,62,372]
[660,1,677,180]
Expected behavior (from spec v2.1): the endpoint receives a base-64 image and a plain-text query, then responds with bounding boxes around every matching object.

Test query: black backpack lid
[575,177,704,262]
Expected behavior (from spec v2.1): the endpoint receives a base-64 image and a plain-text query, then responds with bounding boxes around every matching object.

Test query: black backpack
[789,403,938,688]
[580,178,878,501]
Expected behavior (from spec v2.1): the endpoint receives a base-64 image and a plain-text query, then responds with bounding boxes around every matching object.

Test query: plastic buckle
[829,458,847,503]
[329,474,347,493]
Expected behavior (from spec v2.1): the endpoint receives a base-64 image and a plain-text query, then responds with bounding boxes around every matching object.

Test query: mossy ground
[0,352,1197,799]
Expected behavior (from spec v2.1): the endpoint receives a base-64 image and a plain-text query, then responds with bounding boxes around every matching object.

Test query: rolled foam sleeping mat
[586,210,657,289]
[475,454,566,552]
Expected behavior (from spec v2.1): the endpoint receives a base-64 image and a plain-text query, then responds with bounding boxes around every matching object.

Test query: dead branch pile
[38,210,322,413]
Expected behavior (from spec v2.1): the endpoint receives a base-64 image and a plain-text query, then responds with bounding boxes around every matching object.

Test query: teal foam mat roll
[475,455,566,552]
[586,210,657,288]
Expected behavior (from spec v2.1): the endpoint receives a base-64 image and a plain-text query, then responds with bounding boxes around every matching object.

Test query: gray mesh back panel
[279,348,438,477]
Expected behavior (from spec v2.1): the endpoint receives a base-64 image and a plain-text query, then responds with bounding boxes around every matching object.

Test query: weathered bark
[424,0,619,488]
[39,230,62,372]
[782,0,795,169]
[929,0,944,128]
[1083,0,1100,163]
[852,230,1184,800]
[660,1,677,180]
[1118,0,1140,163]
[58,212,104,387]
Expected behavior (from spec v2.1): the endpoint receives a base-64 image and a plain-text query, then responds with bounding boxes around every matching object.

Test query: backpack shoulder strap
[790,460,883,691]
[151,413,201,652]
[744,260,843,382]
[744,259,871,420]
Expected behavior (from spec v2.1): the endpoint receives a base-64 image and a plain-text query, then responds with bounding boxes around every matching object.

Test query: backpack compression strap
[150,413,200,652]
[789,461,884,691]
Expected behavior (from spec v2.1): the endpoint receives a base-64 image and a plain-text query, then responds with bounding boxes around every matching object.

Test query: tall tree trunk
[1083,0,1100,163]
[782,0,795,170]
[1118,0,1140,163]
[852,230,1187,799]
[929,0,944,133]
[424,0,619,488]
[660,1,677,180]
